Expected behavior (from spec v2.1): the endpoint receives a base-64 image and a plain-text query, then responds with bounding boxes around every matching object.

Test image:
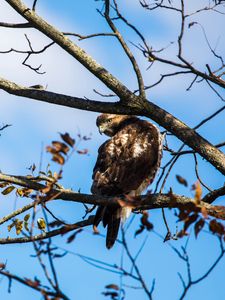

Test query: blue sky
[0,0,225,299]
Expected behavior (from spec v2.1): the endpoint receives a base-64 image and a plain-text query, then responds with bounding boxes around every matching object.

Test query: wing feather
[91,120,161,196]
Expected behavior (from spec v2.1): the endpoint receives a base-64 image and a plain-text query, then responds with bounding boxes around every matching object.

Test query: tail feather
[106,207,121,249]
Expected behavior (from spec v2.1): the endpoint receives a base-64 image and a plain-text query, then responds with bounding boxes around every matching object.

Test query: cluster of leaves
[175,182,225,240]
[0,182,33,198]
[8,214,30,235]
[176,203,225,241]
[46,132,90,165]
[46,132,75,165]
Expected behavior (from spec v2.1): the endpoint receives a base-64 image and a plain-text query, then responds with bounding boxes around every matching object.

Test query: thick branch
[1,76,225,175]
[5,0,132,100]
[0,172,224,222]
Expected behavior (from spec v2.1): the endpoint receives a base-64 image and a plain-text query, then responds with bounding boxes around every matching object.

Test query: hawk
[91,114,163,249]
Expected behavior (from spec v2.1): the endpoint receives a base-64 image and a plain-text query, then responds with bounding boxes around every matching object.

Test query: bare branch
[0,76,225,175]
[104,0,146,97]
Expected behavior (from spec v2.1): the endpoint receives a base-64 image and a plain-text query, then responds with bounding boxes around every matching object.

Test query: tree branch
[2,0,225,175]
[0,172,225,224]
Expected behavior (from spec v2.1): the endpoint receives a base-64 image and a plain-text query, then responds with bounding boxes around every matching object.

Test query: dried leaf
[24,214,30,222]
[177,229,188,238]
[0,263,5,270]
[15,220,23,235]
[105,284,119,291]
[194,181,202,204]
[184,213,198,231]
[37,218,46,231]
[134,225,145,237]
[194,218,205,238]
[8,221,16,232]
[67,229,83,243]
[77,149,88,155]
[1,186,15,195]
[52,141,69,155]
[209,219,225,236]
[46,146,58,155]
[141,211,153,231]
[60,132,75,147]
[52,153,65,165]
[176,175,188,187]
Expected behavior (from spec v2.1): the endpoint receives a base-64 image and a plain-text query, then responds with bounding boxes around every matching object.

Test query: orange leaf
[52,141,69,155]
[194,181,202,204]
[52,153,65,165]
[194,218,205,238]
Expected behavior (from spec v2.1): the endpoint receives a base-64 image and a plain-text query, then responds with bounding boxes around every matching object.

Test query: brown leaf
[177,229,188,238]
[134,225,145,237]
[77,149,88,155]
[141,211,153,231]
[194,181,202,204]
[105,284,119,291]
[52,153,65,165]
[60,132,75,147]
[209,219,225,236]
[194,218,205,238]
[46,146,58,154]
[176,175,188,187]
[67,229,83,243]
[52,141,69,155]
[1,186,15,195]
[0,263,5,270]
[183,213,198,231]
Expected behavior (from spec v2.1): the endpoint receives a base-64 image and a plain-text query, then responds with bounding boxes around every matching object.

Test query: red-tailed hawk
[91,114,163,249]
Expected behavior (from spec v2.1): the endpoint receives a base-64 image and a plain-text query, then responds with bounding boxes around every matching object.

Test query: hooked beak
[98,125,104,135]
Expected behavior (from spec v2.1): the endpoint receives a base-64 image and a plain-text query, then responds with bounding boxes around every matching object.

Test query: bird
[91,113,163,249]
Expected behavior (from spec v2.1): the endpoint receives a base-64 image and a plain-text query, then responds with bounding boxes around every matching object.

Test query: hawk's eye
[107,119,112,123]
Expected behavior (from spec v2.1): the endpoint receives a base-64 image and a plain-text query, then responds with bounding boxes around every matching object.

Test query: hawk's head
[96,114,135,137]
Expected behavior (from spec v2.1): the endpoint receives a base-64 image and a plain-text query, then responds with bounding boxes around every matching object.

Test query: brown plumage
[91,114,163,249]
